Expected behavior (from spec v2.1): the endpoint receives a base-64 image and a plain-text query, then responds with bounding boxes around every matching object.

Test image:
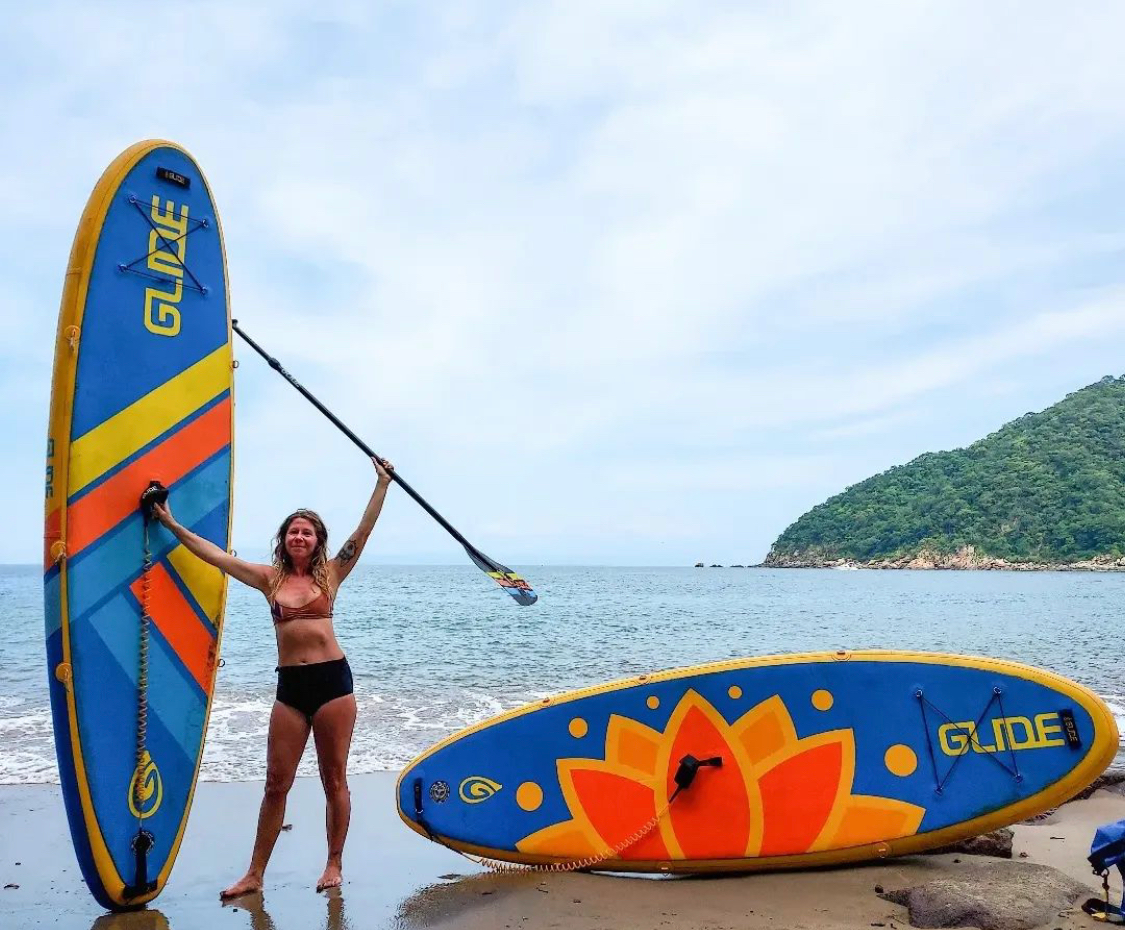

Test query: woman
[152,456,394,898]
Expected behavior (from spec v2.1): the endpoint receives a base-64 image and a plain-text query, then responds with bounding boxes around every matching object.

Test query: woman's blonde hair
[269,509,333,602]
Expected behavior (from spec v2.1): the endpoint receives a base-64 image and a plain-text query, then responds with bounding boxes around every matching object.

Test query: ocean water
[4,564,1124,784]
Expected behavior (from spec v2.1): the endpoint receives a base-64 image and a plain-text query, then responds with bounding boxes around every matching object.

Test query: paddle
[231,321,537,606]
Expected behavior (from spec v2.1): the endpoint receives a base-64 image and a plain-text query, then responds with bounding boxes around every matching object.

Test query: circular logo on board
[459,775,502,803]
[127,751,163,819]
[429,781,450,803]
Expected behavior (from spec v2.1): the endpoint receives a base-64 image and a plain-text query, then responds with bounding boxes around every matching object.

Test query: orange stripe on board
[67,397,231,556]
[44,506,62,570]
[130,563,216,693]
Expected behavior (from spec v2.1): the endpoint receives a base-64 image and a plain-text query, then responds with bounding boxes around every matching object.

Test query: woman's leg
[221,701,311,899]
[311,692,357,890]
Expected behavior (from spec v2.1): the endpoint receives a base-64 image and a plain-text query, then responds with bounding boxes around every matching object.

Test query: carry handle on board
[231,321,537,606]
[139,481,168,523]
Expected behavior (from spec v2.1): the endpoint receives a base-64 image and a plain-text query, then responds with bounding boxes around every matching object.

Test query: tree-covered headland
[765,376,1125,568]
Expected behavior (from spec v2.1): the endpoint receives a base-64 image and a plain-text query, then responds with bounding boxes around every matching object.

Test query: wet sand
[0,773,466,929]
[412,790,1125,930]
[2,773,1123,930]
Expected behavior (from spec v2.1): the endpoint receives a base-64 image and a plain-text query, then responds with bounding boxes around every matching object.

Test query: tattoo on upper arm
[336,538,359,565]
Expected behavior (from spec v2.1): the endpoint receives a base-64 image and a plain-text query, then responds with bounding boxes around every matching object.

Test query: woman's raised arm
[153,500,273,594]
[331,457,394,587]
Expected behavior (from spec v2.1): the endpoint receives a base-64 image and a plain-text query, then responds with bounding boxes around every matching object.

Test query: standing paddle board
[44,140,234,910]
[398,651,1118,872]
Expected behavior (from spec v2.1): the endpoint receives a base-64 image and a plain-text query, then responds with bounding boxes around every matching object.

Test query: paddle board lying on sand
[398,650,1118,872]
[44,140,234,910]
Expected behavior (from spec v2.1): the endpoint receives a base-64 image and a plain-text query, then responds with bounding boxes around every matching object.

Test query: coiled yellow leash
[122,481,168,900]
[458,803,673,875]
[415,754,722,875]
[135,528,152,808]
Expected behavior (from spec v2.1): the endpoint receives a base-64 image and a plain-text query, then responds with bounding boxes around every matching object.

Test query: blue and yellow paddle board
[44,140,234,909]
[398,651,1118,872]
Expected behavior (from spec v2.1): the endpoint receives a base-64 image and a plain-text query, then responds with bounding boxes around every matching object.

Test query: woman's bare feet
[316,862,342,892]
[220,871,263,900]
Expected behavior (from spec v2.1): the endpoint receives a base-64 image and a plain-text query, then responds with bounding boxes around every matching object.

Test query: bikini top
[270,588,333,624]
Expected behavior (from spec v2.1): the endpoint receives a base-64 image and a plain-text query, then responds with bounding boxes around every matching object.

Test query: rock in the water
[881,862,1085,930]
[928,828,1013,859]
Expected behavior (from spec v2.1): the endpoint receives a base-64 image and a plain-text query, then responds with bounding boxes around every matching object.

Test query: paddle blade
[465,547,538,606]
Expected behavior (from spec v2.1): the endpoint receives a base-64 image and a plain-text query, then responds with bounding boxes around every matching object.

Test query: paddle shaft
[231,321,483,559]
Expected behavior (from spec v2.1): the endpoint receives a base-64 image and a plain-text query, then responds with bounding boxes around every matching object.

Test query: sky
[4,1,1125,567]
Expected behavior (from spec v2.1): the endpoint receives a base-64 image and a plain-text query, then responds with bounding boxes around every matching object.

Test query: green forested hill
[766,375,1125,564]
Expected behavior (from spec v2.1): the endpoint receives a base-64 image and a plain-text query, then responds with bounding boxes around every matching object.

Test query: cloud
[4,2,1125,565]
[668,287,1125,437]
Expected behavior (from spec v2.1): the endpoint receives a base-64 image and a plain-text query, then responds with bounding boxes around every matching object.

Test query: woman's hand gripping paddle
[231,321,537,606]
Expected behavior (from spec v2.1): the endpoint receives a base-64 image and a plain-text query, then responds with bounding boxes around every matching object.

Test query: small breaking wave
[1,686,543,785]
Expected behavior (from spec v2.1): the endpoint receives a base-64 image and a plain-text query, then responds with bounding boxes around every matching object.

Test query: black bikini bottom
[276,657,354,722]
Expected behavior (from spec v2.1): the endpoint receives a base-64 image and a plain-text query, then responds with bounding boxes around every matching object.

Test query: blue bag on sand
[1084,818,1125,922]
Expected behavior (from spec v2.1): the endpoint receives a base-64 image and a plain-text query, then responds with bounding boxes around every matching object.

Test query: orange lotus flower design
[516,690,924,861]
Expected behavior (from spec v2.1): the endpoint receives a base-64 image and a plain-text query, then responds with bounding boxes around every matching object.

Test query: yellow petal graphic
[516,689,927,864]
[605,715,663,776]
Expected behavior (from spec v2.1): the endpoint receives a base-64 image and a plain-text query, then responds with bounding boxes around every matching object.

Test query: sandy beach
[2,772,1123,930]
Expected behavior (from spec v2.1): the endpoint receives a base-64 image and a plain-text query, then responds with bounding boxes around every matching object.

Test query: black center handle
[139,480,168,523]
[671,754,724,800]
